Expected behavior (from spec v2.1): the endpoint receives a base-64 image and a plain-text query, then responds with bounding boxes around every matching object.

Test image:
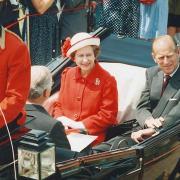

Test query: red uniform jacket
[53,63,118,145]
[0,28,31,133]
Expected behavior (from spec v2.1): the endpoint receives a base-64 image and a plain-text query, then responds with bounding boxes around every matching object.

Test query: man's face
[153,42,179,75]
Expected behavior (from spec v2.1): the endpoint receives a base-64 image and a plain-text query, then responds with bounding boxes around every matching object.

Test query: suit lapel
[170,66,180,89]
[151,70,163,101]
[152,66,180,118]
[162,67,180,98]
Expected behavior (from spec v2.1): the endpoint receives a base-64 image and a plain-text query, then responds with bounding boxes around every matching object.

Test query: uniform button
[81,79,85,83]
[74,114,79,119]
[76,97,81,101]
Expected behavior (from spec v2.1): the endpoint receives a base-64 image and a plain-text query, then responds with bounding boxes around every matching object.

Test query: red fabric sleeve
[0,40,31,127]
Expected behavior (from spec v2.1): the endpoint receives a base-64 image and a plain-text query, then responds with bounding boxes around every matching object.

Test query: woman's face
[75,46,96,76]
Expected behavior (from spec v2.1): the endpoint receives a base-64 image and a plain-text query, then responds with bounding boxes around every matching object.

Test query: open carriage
[47,28,180,180]
[0,28,179,180]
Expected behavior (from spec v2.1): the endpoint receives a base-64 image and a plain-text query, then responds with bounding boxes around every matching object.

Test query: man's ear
[176,47,180,56]
[152,52,157,63]
[43,89,49,98]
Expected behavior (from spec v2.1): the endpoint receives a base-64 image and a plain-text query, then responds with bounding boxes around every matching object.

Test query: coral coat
[0,28,31,130]
[53,63,118,145]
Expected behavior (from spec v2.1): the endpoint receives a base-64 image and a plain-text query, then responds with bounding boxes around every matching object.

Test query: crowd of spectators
[1,0,179,66]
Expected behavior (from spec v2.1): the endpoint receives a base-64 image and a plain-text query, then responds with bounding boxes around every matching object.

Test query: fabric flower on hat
[61,37,71,58]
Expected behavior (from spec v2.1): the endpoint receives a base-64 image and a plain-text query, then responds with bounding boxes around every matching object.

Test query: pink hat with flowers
[61,32,100,58]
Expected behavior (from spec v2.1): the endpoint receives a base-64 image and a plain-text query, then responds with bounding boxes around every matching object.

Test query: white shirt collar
[164,64,179,78]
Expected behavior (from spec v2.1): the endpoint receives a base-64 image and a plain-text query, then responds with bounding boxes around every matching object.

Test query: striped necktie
[161,75,171,96]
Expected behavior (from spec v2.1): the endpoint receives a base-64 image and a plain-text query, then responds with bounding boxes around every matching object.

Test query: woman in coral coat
[53,32,118,145]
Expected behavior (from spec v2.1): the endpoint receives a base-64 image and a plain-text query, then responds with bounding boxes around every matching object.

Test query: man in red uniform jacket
[0,1,31,163]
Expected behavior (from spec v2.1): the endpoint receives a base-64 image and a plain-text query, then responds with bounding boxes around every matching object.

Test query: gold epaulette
[0,27,5,49]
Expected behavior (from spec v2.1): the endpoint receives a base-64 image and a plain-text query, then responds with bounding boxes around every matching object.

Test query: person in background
[25,65,70,149]
[139,0,168,40]
[167,0,180,37]
[95,0,140,38]
[53,32,118,145]
[60,0,97,44]
[0,0,22,37]
[0,0,31,164]
[131,35,180,143]
[20,0,60,65]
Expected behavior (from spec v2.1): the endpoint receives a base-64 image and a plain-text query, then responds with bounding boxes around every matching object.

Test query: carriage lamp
[18,129,55,180]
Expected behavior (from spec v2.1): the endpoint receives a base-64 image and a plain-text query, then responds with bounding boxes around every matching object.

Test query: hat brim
[66,38,100,57]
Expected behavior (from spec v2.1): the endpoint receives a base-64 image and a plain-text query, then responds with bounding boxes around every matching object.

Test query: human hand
[145,117,164,129]
[131,128,155,143]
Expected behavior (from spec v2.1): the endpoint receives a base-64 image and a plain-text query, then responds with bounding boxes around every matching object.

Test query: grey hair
[29,65,53,99]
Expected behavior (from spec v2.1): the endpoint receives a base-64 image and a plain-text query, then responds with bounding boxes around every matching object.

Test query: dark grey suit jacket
[136,65,180,129]
[25,104,71,149]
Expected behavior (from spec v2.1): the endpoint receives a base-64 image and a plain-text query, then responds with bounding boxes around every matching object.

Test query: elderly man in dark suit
[131,35,180,143]
[25,65,71,149]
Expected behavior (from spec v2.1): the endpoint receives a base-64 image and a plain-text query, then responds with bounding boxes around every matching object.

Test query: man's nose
[163,56,169,64]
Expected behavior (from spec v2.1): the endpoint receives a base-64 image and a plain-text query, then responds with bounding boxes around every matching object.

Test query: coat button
[76,97,81,101]
[74,114,79,119]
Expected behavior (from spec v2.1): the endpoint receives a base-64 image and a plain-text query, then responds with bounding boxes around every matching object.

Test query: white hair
[29,66,53,99]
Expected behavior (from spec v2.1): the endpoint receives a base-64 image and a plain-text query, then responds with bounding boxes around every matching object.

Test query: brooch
[94,78,100,86]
